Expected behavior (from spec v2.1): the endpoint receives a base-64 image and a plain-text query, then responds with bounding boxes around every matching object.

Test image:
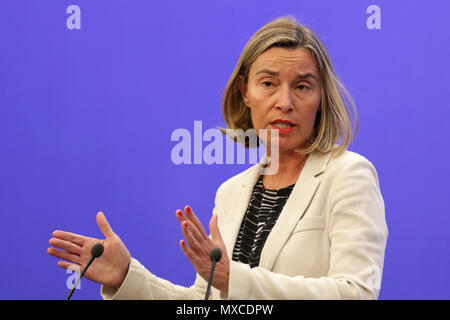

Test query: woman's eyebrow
[255,68,279,76]
[255,69,318,81]
[295,72,318,82]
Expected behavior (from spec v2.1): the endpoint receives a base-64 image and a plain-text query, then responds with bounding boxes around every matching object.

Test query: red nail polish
[186,206,191,213]
[177,210,183,217]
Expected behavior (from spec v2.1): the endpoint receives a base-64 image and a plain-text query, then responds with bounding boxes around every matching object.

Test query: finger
[47,247,81,265]
[175,209,187,223]
[177,208,207,244]
[49,237,82,255]
[181,221,205,254]
[182,215,209,251]
[57,260,82,271]
[209,214,224,243]
[179,239,201,266]
[52,230,87,246]
[96,211,115,239]
[185,206,209,240]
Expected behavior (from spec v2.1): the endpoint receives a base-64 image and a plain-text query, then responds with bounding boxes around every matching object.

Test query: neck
[263,148,309,189]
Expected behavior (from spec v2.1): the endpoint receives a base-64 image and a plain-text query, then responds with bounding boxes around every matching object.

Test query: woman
[48,16,388,300]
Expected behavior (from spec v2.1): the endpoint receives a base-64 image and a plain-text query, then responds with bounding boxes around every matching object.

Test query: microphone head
[209,247,222,262]
[91,243,104,258]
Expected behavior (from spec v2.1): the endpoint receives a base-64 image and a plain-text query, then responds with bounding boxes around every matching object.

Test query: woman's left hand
[176,206,229,293]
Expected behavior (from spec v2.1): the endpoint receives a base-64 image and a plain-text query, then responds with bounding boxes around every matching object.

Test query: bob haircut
[221,15,358,156]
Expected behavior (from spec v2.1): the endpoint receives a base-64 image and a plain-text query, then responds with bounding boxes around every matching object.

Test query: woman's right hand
[47,212,131,289]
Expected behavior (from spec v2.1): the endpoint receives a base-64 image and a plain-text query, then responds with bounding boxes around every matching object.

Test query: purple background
[1,0,449,299]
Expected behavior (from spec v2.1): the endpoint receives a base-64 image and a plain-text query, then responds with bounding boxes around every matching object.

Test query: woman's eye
[297,85,309,90]
[262,81,273,88]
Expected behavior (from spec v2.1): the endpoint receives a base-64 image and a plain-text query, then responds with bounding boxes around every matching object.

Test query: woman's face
[239,46,322,153]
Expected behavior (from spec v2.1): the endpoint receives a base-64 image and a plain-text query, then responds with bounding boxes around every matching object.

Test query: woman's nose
[275,85,293,112]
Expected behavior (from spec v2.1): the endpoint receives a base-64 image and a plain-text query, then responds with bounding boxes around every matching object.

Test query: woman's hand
[47,212,131,288]
[176,206,230,293]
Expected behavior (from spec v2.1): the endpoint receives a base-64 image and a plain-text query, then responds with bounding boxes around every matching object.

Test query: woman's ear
[237,75,250,107]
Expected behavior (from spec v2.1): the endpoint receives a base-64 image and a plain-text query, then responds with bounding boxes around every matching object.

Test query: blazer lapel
[221,161,264,259]
[258,149,334,271]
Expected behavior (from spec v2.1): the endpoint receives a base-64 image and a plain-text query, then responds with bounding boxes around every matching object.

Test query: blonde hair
[221,15,358,156]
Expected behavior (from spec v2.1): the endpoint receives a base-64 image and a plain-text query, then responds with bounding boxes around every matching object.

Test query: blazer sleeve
[100,192,223,300]
[100,258,210,300]
[226,156,388,300]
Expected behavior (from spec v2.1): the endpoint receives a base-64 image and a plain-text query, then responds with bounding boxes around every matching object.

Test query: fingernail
[177,210,183,217]
[186,206,191,213]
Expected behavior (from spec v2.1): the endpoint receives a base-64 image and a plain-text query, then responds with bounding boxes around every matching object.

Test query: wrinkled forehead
[250,47,320,78]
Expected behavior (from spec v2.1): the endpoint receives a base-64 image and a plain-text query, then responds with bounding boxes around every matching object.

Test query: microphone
[65,243,104,300]
[204,247,222,300]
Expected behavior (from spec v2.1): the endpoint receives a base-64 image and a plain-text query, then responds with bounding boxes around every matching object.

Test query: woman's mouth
[270,119,296,134]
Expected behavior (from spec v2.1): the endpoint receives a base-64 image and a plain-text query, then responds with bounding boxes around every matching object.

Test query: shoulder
[326,148,379,178]
[322,148,382,195]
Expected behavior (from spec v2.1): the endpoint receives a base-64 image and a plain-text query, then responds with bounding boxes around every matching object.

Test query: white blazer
[101,146,388,300]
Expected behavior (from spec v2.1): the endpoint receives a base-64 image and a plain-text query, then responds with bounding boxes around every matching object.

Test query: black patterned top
[232,175,295,268]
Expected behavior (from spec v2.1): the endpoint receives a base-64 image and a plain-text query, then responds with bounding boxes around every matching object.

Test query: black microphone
[204,247,222,300]
[66,243,104,300]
